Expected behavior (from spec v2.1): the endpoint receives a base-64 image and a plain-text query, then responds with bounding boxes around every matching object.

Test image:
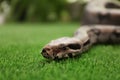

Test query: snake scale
[41,0,120,60]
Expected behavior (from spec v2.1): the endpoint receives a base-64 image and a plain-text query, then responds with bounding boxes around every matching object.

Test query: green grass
[0,23,120,80]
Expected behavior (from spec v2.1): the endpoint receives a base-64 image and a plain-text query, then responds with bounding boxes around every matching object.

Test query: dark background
[0,0,87,23]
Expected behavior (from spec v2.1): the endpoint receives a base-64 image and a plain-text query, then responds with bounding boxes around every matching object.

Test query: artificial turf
[0,23,120,80]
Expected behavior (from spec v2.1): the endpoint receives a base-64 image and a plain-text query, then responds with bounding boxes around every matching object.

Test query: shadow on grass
[39,43,119,67]
[38,54,83,67]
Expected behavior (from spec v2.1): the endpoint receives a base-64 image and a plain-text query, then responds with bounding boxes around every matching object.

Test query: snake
[41,0,120,60]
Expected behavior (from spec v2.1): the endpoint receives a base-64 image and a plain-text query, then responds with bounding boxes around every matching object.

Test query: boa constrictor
[41,0,120,60]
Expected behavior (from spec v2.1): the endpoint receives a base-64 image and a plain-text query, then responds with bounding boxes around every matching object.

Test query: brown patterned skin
[41,25,120,60]
[41,0,120,60]
[82,0,120,25]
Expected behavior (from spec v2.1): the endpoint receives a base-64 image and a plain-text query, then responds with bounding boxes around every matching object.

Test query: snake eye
[67,43,81,50]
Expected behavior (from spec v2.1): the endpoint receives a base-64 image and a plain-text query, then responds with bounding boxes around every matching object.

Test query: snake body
[41,0,120,60]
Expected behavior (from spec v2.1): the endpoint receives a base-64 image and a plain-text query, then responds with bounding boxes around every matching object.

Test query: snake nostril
[67,43,81,50]
[42,49,46,53]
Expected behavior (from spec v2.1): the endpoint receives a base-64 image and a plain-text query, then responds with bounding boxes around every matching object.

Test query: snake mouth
[41,37,83,60]
[41,47,63,60]
[41,48,54,59]
[41,44,82,60]
[41,42,83,60]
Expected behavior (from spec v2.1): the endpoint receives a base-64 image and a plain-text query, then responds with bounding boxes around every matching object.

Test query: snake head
[41,37,83,60]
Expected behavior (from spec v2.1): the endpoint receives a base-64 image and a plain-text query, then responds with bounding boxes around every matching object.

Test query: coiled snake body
[41,0,120,60]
